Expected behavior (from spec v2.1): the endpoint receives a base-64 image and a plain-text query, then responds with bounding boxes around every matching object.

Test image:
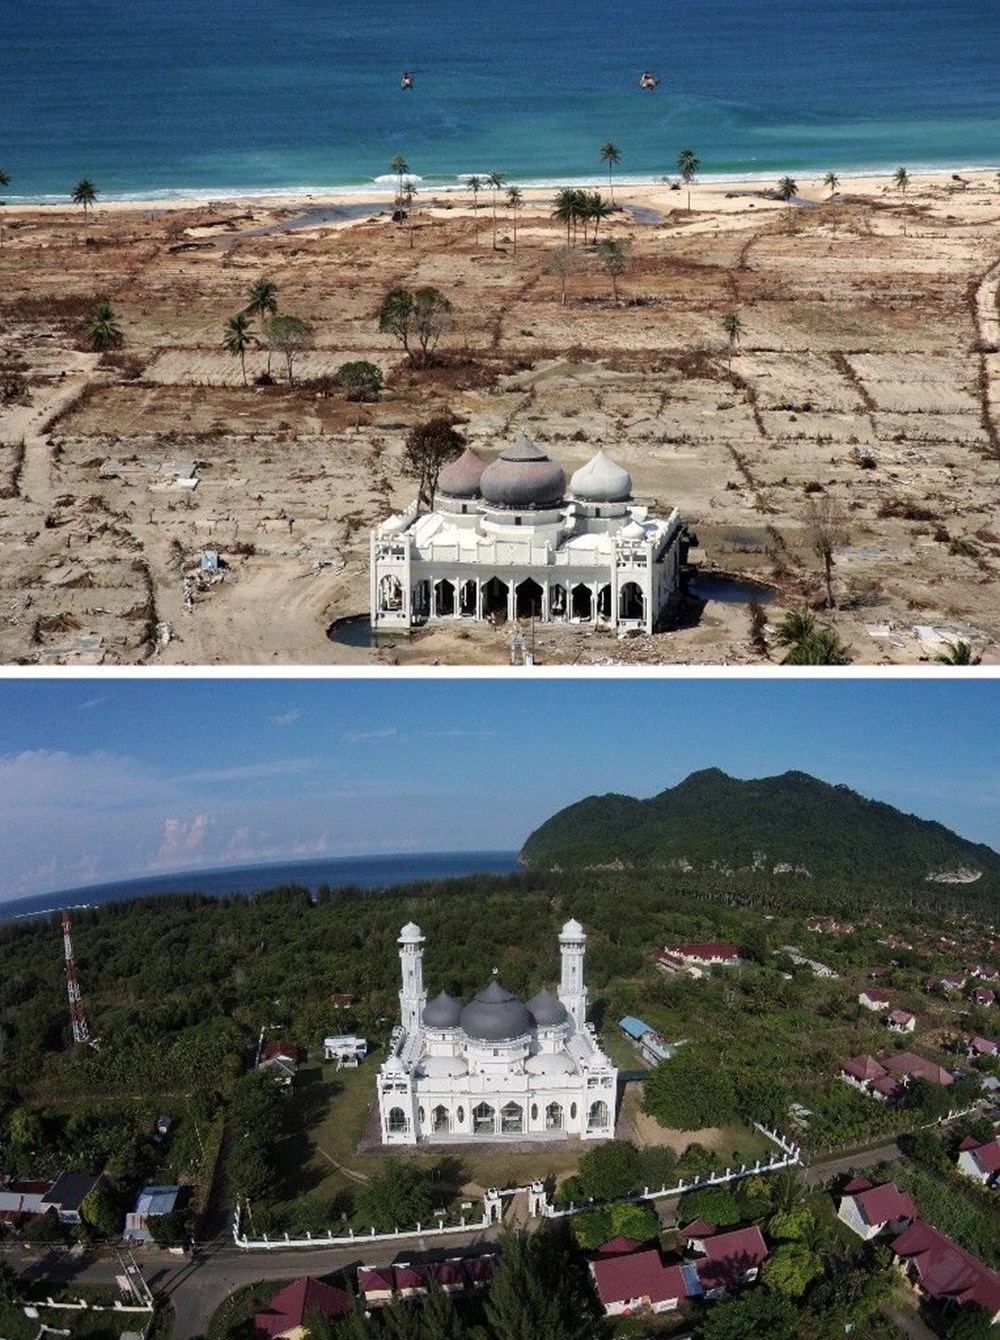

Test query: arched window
[456,1106,465,1125]
[418,1106,425,1125]
[501,1102,523,1134]
[546,1102,563,1130]
[570,1102,577,1121]
[531,1103,538,1122]
[433,1105,450,1133]
[473,1103,495,1134]
[588,1100,609,1129]
[388,1107,407,1133]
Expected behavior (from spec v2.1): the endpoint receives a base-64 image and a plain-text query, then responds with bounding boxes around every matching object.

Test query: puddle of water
[327,616,401,647]
[687,573,774,605]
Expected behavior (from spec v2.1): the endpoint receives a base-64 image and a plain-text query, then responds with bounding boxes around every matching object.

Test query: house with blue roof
[124,1185,182,1242]
[618,1017,676,1066]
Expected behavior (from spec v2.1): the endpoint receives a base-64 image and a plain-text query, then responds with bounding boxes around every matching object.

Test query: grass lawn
[599,1026,651,1072]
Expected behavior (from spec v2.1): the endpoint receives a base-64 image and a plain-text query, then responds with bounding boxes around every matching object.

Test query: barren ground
[2,172,999,665]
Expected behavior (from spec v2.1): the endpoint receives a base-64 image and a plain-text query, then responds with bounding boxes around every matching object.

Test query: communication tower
[62,911,95,1046]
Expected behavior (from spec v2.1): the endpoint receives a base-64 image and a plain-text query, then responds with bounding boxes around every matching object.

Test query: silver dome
[460,980,532,1041]
[423,990,463,1028]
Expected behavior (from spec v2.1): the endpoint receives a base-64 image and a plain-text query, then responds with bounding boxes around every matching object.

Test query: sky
[1,674,999,902]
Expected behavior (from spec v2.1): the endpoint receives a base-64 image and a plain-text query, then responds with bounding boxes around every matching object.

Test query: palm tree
[599,141,621,206]
[823,171,840,196]
[72,177,97,218]
[774,609,852,664]
[85,301,123,351]
[390,154,409,224]
[722,311,743,371]
[467,175,483,247]
[506,186,523,255]
[246,276,278,375]
[934,639,982,665]
[677,148,700,212]
[893,166,910,193]
[223,312,255,386]
[552,189,577,246]
[586,192,614,242]
[487,171,505,248]
[776,176,798,206]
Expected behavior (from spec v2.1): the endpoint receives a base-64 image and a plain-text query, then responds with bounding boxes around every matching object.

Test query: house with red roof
[859,989,890,1012]
[956,1137,1000,1188]
[357,1265,395,1306]
[254,1277,351,1339]
[971,987,996,1008]
[694,1225,769,1297]
[588,1226,769,1316]
[891,1220,1000,1323]
[837,1181,917,1240]
[886,1009,916,1033]
[968,1036,1000,1060]
[882,1051,954,1088]
[839,1054,903,1102]
[257,1041,299,1086]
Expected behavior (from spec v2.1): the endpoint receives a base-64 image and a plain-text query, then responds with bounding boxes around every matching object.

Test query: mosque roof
[460,980,533,1041]
[479,436,566,509]
[399,922,423,942]
[437,448,485,499]
[423,990,463,1027]
[569,449,632,503]
[526,987,568,1027]
[561,918,585,938]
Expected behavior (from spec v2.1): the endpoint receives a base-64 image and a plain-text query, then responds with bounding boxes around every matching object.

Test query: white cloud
[272,710,302,726]
[343,727,399,746]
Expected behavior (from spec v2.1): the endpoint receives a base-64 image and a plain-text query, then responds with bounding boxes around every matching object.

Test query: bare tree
[596,237,632,305]
[803,495,849,607]
[403,416,465,508]
[263,314,314,385]
[547,246,578,305]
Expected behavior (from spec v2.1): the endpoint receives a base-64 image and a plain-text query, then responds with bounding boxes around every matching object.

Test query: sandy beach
[1,168,999,666]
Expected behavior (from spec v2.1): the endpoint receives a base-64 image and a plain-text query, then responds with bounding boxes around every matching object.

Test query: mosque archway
[378,574,402,612]
[588,1100,609,1130]
[515,578,543,619]
[412,579,430,618]
[473,1102,495,1135]
[432,1104,450,1133]
[546,1102,564,1130]
[597,584,612,619]
[388,1107,408,1133]
[434,579,455,617]
[501,1102,524,1134]
[459,579,477,616]
[620,582,645,621]
[550,583,567,618]
[570,584,592,620]
[483,577,509,622]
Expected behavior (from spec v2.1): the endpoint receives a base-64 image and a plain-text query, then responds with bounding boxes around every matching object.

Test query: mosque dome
[423,991,463,1028]
[460,980,533,1041]
[399,922,424,943]
[525,1052,577,1076]
[417,1054,469,1078]
[569,449,632,503]
[479,436,566,509]
[620,518,647,541]
[437,448,485,499]
[526,988,568,1027]
[560,918,585,938]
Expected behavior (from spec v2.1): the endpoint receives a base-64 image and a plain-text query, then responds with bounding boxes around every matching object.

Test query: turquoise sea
[3,0,999,202]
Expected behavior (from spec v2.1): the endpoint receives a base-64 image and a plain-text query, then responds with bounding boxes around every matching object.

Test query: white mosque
[370,437,684,635]
[377,919,618,1145]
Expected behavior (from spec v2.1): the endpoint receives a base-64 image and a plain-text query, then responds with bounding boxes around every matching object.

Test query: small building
[258,1041,299,1086]
[859,990,890,1012]
[971,987,996,1008]
[0,1178,55,1228]
[323,1035,368,1066]
[956,1137,1000,1188]
[255,1277,352,1339]
[618,1016,675,1065]
[589,1247,691,1315]
[840,1054,902,1102]
[665,943,741,972]
[693,1226,769,1297]
[891,1220,1000,1323]
[882,1051,954,1088]
[968,1036,1000,1060]
[886,1009,916,1033]
[837,1180,916,1240]
[125,1185,182,1243]
[328,993,356,1009]
[40,1172,104,1225]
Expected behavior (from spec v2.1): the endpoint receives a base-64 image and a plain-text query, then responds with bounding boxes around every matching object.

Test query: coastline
[5,167,997,217]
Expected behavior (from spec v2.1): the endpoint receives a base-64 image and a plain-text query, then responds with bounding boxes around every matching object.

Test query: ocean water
[3,0,998,202]
[0,851,521,923]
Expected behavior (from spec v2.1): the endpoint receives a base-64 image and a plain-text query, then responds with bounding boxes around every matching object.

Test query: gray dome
[570,449,632,503]
[526,988,568,1027]
[423,990,463,1028]
[460,980,532,1041]
[480,436,566,509]
[437,448,485,499]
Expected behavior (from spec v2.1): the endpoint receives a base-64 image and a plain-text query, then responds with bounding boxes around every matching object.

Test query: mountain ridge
[519,769,1000,893]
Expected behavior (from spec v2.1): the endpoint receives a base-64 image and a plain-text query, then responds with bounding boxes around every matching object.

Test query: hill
[519,768,1000,894]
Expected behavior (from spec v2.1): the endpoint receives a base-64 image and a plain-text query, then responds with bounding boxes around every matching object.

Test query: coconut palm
[722,311,743,371]
[467,175,483,246]
[893,166,910,193]
[486,170,505,248]
[823,171,840,195]
[390,154,409,224]
[599,141,621,206]
[586,192,614,242]
[222,312,255,386]
[774,608,852,664]
[246,277,278,375]
[552,189,577,246]
[934,639,982,665]
[677,148,700,212]
[71,177,97,218]
[85,301,123,351]
[776,176,798,206]
[506,186,523,255]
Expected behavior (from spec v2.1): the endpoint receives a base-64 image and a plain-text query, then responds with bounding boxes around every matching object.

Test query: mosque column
[398,922,427,1035]
[558,919,587,1031]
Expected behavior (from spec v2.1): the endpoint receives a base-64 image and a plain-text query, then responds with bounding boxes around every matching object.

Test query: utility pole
[62,911,97,1047]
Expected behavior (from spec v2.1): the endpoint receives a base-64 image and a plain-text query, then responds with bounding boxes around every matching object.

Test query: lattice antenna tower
[62,911,94,1046]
